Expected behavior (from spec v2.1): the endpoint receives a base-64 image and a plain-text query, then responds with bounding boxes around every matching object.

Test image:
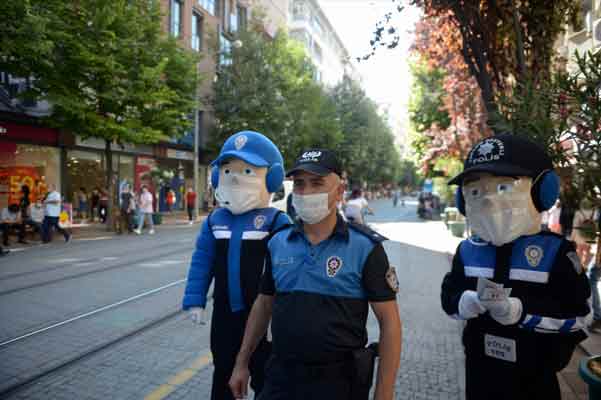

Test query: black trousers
[465,353,560,400]
[210,306,270,400]
[187,206,194,221]
[258,356,352,400]
[1,223,24,244]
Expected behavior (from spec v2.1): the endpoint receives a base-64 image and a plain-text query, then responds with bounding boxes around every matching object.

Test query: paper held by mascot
[182,131,290,400]
[441,134,590,400]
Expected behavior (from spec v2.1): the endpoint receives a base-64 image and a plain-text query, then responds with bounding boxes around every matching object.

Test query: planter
[152,212,163,225]
[579,355,601,400]
[448,221,466,238]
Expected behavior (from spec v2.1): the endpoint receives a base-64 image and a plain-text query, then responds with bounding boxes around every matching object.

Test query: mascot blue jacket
[183,131,290,400]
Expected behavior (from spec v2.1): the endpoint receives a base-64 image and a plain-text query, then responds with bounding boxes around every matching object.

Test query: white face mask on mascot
[463,173,541,246]
[215,158,271,215]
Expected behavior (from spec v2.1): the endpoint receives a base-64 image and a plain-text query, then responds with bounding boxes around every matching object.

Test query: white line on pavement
[0,278,187,348]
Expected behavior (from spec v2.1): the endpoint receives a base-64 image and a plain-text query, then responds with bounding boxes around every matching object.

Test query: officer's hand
[485,297,523,326]
[229,363,250,399]
[188,307,206,325]
[458,290,486,319]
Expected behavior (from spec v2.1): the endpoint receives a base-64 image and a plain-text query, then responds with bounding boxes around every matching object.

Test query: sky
[318,0,421,149]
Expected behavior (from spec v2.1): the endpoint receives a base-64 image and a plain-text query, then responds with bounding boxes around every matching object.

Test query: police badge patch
[525,245,543,267]
[326,256,343,277]
[567,252,584,274]
[234,134,248,150]
[254,215,266,229]
[385,267,399,293]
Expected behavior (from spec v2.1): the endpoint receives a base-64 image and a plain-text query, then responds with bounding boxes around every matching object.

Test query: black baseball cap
[448,134,553,186]
[286,149,342,177]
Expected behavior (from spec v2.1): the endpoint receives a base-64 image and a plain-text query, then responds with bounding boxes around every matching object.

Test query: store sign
[0,166,47,204]
[167,149,194,161]
[75,137,153,155]
[0,122,58,145]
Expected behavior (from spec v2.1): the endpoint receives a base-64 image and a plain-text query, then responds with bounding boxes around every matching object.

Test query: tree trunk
[105,139,115,232]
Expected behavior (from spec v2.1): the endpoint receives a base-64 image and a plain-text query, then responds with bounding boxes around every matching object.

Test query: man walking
[134,185,154,235]
[42,184,71,243]
[230,149,402,400]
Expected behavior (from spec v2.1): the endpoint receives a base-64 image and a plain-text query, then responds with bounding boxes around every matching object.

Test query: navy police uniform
[258,215,397,400]
[183,207,290,400]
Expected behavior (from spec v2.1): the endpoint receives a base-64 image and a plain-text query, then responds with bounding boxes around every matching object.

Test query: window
[292,1,306,21]
[229,5,238,34]
[199,0,216,15]
[219,34,232,65]
[170,0,182,37]
[192,13,202,51]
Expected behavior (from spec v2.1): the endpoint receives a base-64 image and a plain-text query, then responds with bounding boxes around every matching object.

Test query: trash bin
[579,356,601,400]
[152,212,163,225]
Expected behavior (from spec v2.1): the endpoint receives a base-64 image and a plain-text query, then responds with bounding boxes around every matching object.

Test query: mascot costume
[441,134,590,400]
[183,131,290,400]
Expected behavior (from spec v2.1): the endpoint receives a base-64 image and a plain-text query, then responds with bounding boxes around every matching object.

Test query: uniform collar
[287,213,349,242]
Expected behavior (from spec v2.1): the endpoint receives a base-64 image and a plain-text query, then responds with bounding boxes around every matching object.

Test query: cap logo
[301,151,322,162]
[469,138,505,165]
[234,135,248,150]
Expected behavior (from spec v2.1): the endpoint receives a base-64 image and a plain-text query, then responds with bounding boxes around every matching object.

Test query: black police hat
[448,134,553,186]
[286,149,342,177]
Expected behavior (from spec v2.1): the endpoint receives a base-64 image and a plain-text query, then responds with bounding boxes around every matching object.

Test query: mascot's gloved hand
[482,297,523,326]
[188,307,207,325]
[459,290,487,319]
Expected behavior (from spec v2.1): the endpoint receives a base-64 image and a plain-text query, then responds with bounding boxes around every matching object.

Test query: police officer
[182,131,291,400]
[229,149,402,400]
[441,134,590,400]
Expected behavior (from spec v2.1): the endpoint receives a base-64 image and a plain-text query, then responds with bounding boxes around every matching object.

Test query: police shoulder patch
[348,222,388,243]
[566,251,584,275]
[385,267,399,293]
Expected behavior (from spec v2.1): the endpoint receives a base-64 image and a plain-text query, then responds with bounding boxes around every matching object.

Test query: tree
[330,76,402,187]
[211,19,342,167]
[492,50,601,265]
[0,0,200,229]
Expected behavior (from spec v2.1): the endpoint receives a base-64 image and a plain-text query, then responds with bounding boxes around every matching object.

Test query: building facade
[287,0,352,86]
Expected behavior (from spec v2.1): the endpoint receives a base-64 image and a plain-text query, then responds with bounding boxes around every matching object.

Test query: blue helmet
[210,131,284,193]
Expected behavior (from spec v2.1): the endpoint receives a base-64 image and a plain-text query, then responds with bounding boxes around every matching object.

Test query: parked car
[270,180,293,213]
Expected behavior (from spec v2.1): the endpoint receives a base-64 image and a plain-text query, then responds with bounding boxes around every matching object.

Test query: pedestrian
[134,185,155,235]
[18,185,31,243]
[118,184,134,234]
[41,183,71,243]
[229,148,402,400]
[99,188,108,223]
[589,209,601,332]
[571,207,595,269]
[90,188,100,222]
[547,199,562,234]
[1,203,25,245]
[442,135,590,400]
[183,131,291,400]
[344,188,373,225]
[392,188,400,207]
[77,187,88,220]
[185,187,196,224]
[166,188,176,212]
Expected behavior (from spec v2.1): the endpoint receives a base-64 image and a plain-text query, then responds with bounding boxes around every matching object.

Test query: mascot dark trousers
[210,300,270,400]
[465,353,560,400]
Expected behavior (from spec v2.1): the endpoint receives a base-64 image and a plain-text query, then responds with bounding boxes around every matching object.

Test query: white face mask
[292,191,333,225]
[464,177,541,246]
[215,174,266,215]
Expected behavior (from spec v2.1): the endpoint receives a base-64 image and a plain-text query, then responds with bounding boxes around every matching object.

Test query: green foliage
[408,58,450,133]
[491,50,601,215]
[0,0,200,144]
[212,23,342,167]
[330,76,402,186]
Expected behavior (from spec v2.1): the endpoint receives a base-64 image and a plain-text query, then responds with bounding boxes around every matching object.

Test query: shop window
[0,143,61,208]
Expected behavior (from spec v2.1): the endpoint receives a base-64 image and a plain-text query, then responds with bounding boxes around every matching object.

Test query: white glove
[188,307,207,325]
[458,290,487,319]
[485,297,522,326]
